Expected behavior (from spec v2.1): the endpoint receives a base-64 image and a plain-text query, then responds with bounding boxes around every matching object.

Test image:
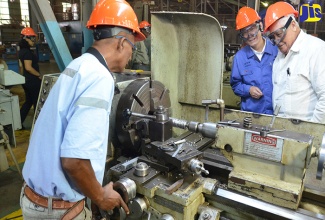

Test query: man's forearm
[61,158,104,204]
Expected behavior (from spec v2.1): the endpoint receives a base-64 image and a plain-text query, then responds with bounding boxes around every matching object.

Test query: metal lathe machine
[104,12,325,220]
[36,12,325,220]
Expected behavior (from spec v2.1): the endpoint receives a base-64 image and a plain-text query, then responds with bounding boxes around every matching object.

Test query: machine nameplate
[244,132,284,162]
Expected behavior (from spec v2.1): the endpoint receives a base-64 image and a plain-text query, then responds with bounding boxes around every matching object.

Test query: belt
[24,185,81,209]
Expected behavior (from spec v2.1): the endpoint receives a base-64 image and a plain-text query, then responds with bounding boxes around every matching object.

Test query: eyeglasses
[114,35,137,51]
[239,23,260,42]
[267,17,293,45]
[142,26,151,34]
[25,36,36,41]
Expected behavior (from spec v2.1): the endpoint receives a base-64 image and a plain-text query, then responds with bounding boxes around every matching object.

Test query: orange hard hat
[86,0,145,41]
[264,1,298,32]
[236,7,261,30]
[21,27,36,36]
[139,21,151,29]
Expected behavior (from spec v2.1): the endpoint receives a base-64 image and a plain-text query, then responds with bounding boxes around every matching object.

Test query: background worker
[140,20,151,62]
[264,1,325,123]
[230,7,278,114]
[18,27,41,128]
[131,20,151,71]
[20,0,145,219]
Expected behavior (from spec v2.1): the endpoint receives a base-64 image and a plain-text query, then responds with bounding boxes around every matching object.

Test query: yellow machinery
[34,11,325,220]
[104,12,325,220]
[108,78,324,219]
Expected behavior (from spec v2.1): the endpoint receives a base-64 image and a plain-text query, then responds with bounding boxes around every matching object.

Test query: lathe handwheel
[316,133,325,180]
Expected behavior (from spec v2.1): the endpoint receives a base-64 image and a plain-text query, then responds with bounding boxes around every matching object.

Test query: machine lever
[260,129,286,137]
[218,120,239,126]
[172,144,184,157]
[165,178,184,195]
[269,105,281,129]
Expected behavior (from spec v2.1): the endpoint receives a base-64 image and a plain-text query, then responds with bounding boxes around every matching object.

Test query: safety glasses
[239,23,260,42]
[26,36,36,41]
[114,35,137,51]
[142,26,151,34]
[267,17,293,45]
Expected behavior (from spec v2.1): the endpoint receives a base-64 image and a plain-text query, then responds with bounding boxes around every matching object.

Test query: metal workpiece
[316,133,325,180]
[129,109,218,140]
[170,118,189,130]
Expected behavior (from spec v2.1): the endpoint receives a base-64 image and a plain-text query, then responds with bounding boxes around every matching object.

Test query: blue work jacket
[230,39,278,114]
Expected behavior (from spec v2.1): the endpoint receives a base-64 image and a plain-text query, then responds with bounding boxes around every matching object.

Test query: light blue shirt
[23,53,115,202]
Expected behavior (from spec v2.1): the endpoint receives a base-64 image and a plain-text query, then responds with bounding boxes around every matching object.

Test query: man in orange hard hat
[265,1,325,123]
[230,6,278,114]
[20,0,145,219]
[131,20,151,71]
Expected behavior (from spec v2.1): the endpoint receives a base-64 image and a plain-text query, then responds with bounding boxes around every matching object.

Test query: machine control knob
[42,89,47,94]
[44,80,49,85]
[114,177,137,203]
[134,162,149,177]
[128,197,148,219]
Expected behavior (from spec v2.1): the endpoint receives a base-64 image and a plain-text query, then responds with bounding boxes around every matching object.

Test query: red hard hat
[86,0,145,41]
[139,21,151,29]
[236,7,261,30]
[264,1,298,32]
[21,27,36,36]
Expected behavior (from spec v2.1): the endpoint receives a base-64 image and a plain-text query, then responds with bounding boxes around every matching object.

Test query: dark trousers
[20,79,41,124]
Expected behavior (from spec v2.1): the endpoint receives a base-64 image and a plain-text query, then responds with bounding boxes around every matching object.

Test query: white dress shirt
[272,31,325,123]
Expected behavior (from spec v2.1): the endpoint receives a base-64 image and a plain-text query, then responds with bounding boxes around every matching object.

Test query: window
[62,2,71,13]
[20,0,30,27]
[0,0,30,26]
[0,0,10,25]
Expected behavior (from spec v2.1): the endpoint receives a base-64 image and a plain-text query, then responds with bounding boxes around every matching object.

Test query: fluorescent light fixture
[261,1,269,7]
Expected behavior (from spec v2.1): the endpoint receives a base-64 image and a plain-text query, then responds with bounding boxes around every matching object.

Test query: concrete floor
[0,59,60,219]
